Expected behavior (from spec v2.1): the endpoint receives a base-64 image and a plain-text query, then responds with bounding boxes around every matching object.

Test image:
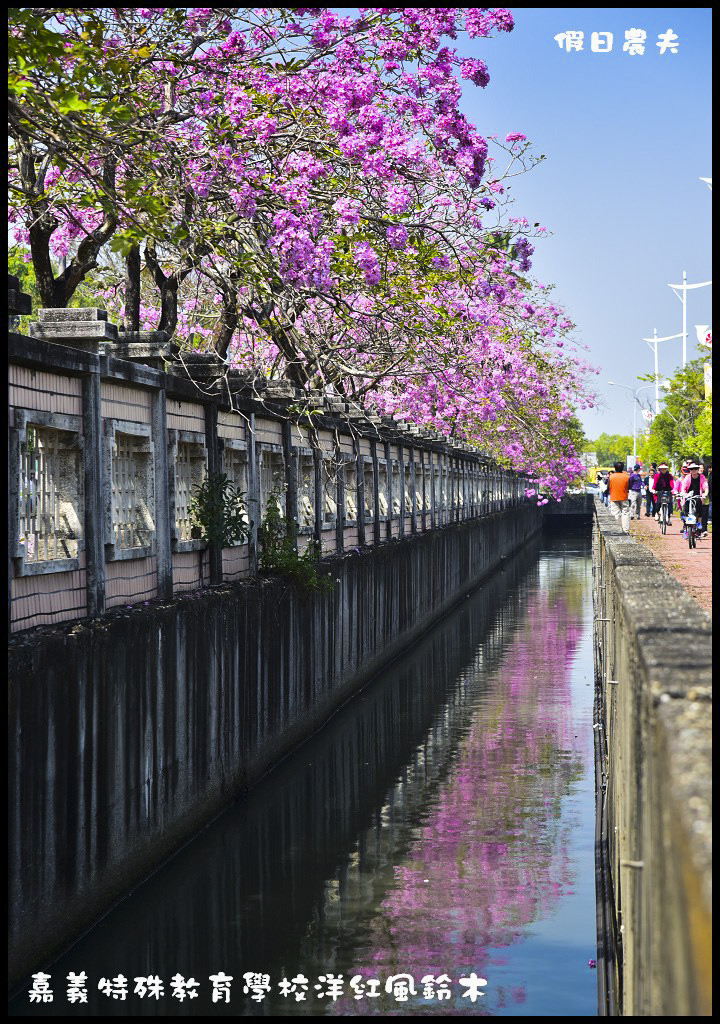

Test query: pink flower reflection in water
[329,582,590,1015]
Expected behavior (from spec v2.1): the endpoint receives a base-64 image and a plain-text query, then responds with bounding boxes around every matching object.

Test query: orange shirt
[607,471,630,501]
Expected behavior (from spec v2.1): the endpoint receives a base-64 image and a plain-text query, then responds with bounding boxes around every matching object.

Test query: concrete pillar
[8,276,32,632]
[247,413,259,575]
[384,440,392,541]
[204,402,222,585]
[430,451,437,529]
[371,438,381,546]
[444,455,449,523]
[398,445,405,538]
[448,455,455,523]
[82,370,105,616]
[355,438,366,548]
[419,449,427,533]
[152,389,172,600]
[313,446,322,545]
[335,444,345,554]
[29,307,117,352]
[458,456,464,521]
[282,420,298,547]
[410,454,417,535]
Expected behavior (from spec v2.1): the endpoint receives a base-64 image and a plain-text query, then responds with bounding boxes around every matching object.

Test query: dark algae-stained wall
[8,505,541,989]
[592,501,711,1016]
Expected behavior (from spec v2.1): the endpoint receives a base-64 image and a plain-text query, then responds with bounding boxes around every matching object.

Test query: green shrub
[189,472,251,548]
[258,494,332,593]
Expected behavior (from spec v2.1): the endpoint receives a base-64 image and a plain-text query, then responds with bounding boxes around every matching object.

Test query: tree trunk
[215,287,239,359]
[17,140,118,308]
[124,244,141,331]
[145,243,194,339]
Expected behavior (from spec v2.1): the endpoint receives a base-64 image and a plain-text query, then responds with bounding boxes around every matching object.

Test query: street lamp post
[642,328,683,410]
[667,272,712,367]
[608,382,655,463]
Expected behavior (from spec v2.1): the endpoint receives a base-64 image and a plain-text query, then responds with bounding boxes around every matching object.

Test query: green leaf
[57,91,92,113]
[109,233,140,257]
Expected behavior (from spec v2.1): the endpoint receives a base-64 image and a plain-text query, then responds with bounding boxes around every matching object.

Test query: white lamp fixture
[667,272,712,367]
[608,381,655,461]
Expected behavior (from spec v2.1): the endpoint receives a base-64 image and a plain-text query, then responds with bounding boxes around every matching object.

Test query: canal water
[10,532,597,1017]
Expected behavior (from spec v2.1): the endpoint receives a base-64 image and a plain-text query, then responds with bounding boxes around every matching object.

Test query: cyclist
[681,463,709,538]
[675,463,690,532]
[651,463,674,522]
[707,461,713,526]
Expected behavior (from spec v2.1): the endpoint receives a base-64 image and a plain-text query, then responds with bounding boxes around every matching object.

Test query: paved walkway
[629,510,712,616]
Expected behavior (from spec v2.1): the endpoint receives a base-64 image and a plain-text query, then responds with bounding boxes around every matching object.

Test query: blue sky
[457,7,712,440]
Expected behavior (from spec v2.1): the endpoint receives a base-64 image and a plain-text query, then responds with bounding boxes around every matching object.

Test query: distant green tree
[8,248,41,332]
[590,432,634,466]
[8,245,105,332]
[638,357,710,465]
[691,395,712,457]
[564,413,587,453]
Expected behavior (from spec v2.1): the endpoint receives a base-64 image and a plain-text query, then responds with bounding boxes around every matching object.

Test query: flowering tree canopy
[8,7,597,496]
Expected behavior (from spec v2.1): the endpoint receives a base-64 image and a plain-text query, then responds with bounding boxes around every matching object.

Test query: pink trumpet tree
[9,7,596,496]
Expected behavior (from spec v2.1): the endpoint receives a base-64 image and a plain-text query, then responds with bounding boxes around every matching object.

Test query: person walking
[598,472,609,506]
[607,460,631,533]
[627,463,643,520]
[643,464,656,516]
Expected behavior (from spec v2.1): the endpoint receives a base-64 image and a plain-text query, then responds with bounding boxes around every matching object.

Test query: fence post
[282,419,298,546]
[335,439,345,554]
[26,308,116,616]
[247,413,259,575]
[82,370,106,616]
[371,437,381,546]
[410,452,417,534]
[429,450,436,529]
[204,401,222,585]
[313,446,322,545]
[355,436,366,548]
[8,276,32,631]
[384,439,392,541]
[419,448,428,533]
[152,388,173,601]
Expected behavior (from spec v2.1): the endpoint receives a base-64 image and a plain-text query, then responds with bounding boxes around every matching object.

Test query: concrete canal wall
[592,501,712,1016]
[542,491,593,528]
[9,504,541,988]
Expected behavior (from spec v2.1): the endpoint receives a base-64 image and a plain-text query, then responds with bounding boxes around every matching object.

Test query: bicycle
[657,491,672,534]
[683,494,703,549]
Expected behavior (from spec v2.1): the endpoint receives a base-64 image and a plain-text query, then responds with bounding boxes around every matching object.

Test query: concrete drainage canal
[9,528,608,1016]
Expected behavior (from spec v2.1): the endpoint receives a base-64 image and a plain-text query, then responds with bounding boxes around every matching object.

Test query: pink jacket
[681,474,708,501]
[652,471,674,491]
